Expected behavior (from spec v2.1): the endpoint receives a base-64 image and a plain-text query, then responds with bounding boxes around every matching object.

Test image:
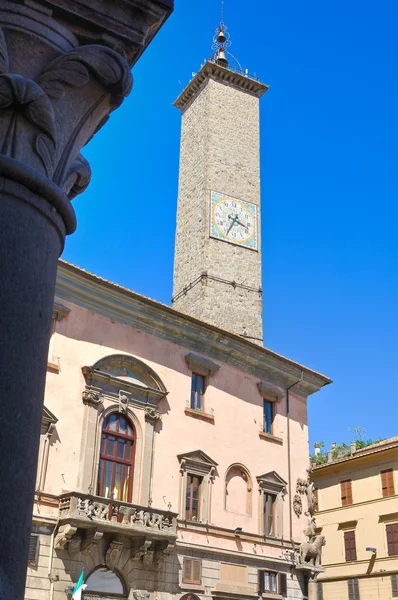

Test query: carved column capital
[82,386,103,407]
[145,406,162,422]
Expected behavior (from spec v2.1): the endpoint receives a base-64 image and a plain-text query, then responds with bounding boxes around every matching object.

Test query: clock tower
[172,19,268,343]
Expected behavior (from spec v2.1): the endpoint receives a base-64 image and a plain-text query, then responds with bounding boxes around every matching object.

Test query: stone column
[0,2,173,598]
[308,577,318,600]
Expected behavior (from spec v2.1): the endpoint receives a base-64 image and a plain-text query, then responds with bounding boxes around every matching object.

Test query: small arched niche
[225,464,253,516]
[84,566,126,598]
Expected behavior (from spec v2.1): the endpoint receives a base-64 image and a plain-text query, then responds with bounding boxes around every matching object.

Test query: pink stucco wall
[42,297,310,551]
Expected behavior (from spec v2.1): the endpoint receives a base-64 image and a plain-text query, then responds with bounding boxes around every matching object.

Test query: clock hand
[226,215,238,235]
[235,218,249,230]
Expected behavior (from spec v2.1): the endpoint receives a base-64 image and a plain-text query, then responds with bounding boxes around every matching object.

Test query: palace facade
[25,16,331,600]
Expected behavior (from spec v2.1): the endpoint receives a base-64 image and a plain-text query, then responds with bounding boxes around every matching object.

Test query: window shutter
[258,570,265,594]
[183,558,192,583]
[381,470,394,497]
[353,578,360,600]
[344,530,357,562]
[28,534,39,566]
[392,574,398,597]
[387,523,398,556]
[192,559,201,584]
[279,573,287,596]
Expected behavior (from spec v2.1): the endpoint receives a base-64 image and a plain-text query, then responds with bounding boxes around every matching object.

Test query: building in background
[312,438,398,600]
[25,17,331,600]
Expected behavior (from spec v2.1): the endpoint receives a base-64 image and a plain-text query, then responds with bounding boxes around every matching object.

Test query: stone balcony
[55,491,178,569]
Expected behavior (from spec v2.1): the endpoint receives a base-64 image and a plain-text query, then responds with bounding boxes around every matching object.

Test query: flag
[72,568,87,600]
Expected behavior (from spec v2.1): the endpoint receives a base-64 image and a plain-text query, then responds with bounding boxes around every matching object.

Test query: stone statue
[299,535,326,567]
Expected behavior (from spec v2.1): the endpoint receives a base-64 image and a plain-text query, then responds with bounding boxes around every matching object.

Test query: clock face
[210,191,258,250]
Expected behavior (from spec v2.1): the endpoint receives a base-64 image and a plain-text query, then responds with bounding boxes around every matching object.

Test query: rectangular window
[381,469,395,497]
[348,578,360,600]
[263,400,273,434]
[341,480,353,506]
[344,530,357,562]
[392,573,398,598]
[386,523,398,556]
[28,534,40,566]
[191,373,206,411]
[264,493,276,536]
[262,571,277,593]
[182,558,201,584]
[186,474,202,521]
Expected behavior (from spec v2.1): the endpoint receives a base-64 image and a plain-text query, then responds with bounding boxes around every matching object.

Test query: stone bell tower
[172,18,268,343]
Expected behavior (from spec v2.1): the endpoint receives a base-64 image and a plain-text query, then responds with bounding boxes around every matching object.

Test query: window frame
[257,471,287,538]
[340,479,353,506]
[190,372,206,411]
[97,412,136,503]
[178,450,217,524]
[258,570,287,596]
[263,400,274,434]
[381,469,395,498]
[264,492,276,537]
[182,558,202,585]
[344,530,357,562]
[347,578,360,600]
[391,573,398,598]
[185,474,203,522]
[386,522,398,556]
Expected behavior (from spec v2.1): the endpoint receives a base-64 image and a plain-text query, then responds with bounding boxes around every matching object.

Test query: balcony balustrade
[55,491,178,569]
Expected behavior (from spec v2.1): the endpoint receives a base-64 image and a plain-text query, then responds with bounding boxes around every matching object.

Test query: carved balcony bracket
[105,540,124,570]
[54,524,77,550]
[81,529,104,555]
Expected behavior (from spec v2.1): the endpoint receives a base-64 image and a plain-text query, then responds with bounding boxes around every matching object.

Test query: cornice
[174,61,269,110]
[55,261,331,397]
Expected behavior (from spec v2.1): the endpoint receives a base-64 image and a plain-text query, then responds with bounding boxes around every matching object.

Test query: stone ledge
[259,431,283,445]
[185,407,215,423]
[47,361,60,374]
[180,583,205,592]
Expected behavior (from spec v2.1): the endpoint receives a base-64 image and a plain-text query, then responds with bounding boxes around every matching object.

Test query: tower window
[263,400,274,434]
[186,474,202,521]
[191,373,206,411]
[97,413,136,502]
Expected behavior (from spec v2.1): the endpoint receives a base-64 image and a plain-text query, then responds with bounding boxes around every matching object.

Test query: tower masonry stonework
[172,60,268,343]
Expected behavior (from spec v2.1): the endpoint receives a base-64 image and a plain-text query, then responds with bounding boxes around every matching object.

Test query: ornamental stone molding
[82,386,103,407]
[145,406,162,422]
[257,381,285,403]
[185,353,220,376]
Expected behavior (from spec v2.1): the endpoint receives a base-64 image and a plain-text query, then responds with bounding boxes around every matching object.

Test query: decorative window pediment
[82,354,168,408]
[185,353,220,376]
[42,405,58,432]
[257,471,287,494]
[257,381,284,402]
[178,450,218,475]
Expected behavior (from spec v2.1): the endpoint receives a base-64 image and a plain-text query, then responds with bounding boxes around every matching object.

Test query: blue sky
[63,1,398,451]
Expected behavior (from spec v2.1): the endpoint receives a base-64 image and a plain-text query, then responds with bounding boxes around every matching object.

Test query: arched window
[181,594,201,600]
[97,413,136,502]
[84,567,126,597]
[225,465,252,515]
